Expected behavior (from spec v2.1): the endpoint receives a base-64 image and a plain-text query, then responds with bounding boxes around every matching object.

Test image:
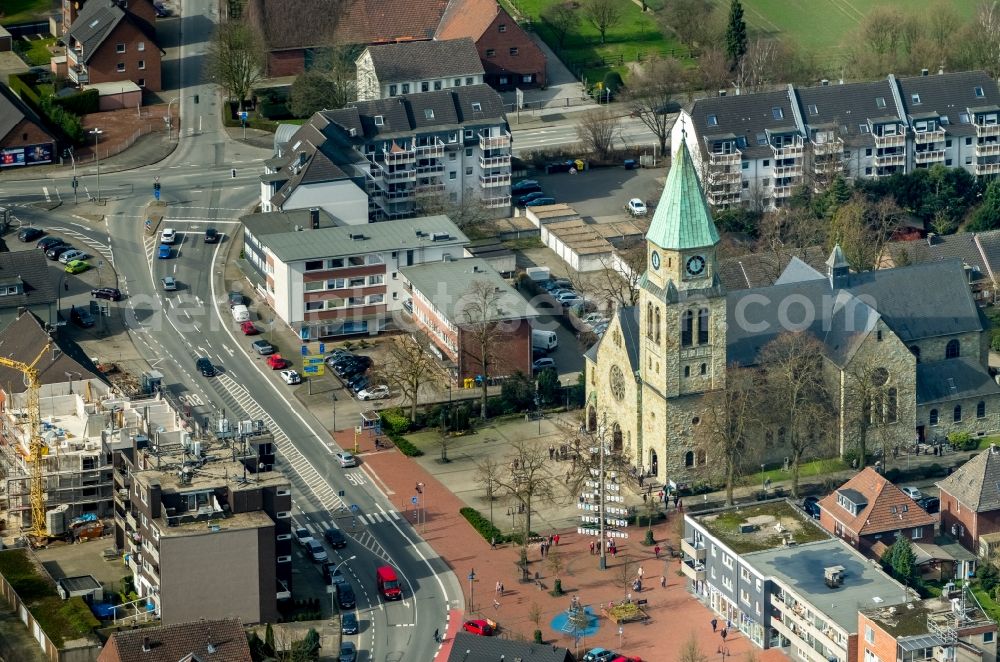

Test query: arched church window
[681,310,693,347]
[954,405,962,422]
[655,307,661,344]
[978,401,987,419]
[929,409,938,426]
[946,339,960,359]
[646,303,653,339]
[886,388,897,423]
[698,308,709,345]
[684,451,694,467]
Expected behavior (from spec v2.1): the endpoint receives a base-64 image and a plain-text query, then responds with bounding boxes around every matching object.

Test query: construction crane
[0,341,52,539]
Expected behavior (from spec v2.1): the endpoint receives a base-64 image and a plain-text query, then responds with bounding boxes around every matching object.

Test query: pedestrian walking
[721,628,728,642]
[660,575,666,588]
[654,544,661,559]
[490,536,497,550]
[678,499,683,512]
[549,445,555,460]
[611,543,618,558]
[495,580,502,595]
[673,494,680,508]
[64,281,69,291]
[711,618,718,632]
[590,541,595,555]
[434,628,440,642]
[554,534,560,546]
[637,566,644,579]
[499,581,504,596]
[493,599,501,610]
[726,618,732,630]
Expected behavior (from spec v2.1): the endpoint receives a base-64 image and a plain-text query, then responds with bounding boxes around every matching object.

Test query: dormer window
[424,108,434,119]
[912,93,921,105]
[876,97,886,108]
[976,86,986,98]
[859,124,870,133]
[771,107,783,120]
[374,115,384,126]
[471,102,482,112]
[807,104,818,115]
[836,489,868,516]
[0,285,20,296]
[755,132,767,146]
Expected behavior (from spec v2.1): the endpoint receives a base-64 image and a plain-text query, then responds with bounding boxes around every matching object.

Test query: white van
[532,329,558,352]
[231,304,250,323]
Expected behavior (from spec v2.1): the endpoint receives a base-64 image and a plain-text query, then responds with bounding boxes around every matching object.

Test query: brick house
[98,617,252,662]
[818,467,936,557]
[64,0,161,92]
[435,0,546,89]
[937,443,1000,554]
[0,83,57,168]
[400,258,537,381]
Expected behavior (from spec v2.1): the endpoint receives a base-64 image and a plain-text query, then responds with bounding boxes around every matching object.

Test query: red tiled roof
[819,467,936,536]
[435,0,498,40]
[98,618,251,662]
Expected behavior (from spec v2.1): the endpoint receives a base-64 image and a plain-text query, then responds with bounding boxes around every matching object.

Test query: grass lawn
[505,0,687,85]
[20,37,56,67]
[700,501,828,554]
[734,0,980,60]
[741,457,849,488]
[0,0,52,25]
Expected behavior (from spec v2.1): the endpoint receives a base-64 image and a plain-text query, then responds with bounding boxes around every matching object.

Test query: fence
[88,121,161,162]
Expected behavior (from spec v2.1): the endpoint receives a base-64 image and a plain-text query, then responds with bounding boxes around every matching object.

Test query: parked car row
[27,233,94,274]
[511,179,556,207]
[580,312,610,338]
[324,350,390,400]
[541,277,585,311]
[583,648,641,662]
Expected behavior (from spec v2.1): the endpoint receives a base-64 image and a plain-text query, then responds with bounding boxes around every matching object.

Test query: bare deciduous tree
[417,188,494,236]
[541,2,580,51]
[580,240,646,309]
[694,48,732,95]
[459,280,510,419]
[659,0,720,50]
[576,108,621,161]
[625,56,686,153]
[829,196,903,272]
[381,336,436,422]
[979,1,1000,75]
[759,332,834,498]
[679,633,708,662]
[207,18,265,110]
[734,38,779,94]
[482,439,555,558]
[700,366,761,505]
[844,362,901,468]
[583,0,623,44]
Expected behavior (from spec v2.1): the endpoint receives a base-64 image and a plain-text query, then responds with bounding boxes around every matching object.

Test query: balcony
[773,164,801,177]
[416,139,446,159]
[708,190,742,207]
[68,64,89,85]
[479,131,511,150]
[114,488,129,506]
[416,164,445,175]
[382,147,416,165]
[385,189,414,200]
[976,123,1000,138]
[811,140,842,156]
[709,151,741,166]
[143,542,160,565]
[874,152,906,167]
[914,129,946,144]
[681,537,706,561]
[976,162,1000,175]
[977,142,1000,157]
[813,158,843,175]
[914,149,946,164]
[680,559,706,582]
[126,553,139,573]
[384,169,416,183]
[773,185,795,198]
[480,154,511,169]
[483,195,511,208]
[414,184,445,197]
[771,604,843,660]
[771,141,804,158]
[480,173,511,188]
[874,132,906,148]
[126,510,137,530]
[707,168,740,184]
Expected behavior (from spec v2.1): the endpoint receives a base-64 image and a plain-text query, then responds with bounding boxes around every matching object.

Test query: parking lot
[525,163,667,222]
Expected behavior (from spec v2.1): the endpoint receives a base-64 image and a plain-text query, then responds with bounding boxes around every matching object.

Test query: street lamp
[89,128,103,203]
[328,555,357,612]
[166,96,179,141]
[761,464,766,494]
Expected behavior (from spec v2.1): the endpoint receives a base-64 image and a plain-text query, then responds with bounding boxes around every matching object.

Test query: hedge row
[460,507,506,543]
[8,73,42,112]
[53,89,99,115]
[386,430,422,457]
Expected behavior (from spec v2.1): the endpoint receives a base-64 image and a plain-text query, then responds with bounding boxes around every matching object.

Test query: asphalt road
[0,0,461,656]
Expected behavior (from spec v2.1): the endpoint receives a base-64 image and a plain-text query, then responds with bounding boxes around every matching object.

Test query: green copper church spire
[646,137,720,251]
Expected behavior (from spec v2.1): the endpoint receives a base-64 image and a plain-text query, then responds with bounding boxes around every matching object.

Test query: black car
[324,528,347,548]
[228,291,245,307]
[335,583,356,609]
[341,612,358,635]
[70,305,95,328]
[46,244,74,260]
[18,227,44,242]
[91,287,123,301]
[196,357,216,377]
[323,562,347,585]
[204,227,219,243]
[349,374,370,392]
[511,179,541,194]
[336,360,371,378]
[802,496,821,519]
[919,496,940,514]
[37,236,65,251]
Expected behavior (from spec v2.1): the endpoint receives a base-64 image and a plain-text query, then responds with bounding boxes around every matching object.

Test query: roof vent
[824,565,845,589]
[142,637,151,652]
[718,89,726,97]
[415,230,428,238]
[349,127,357,137]
[431,232,450,241]
[821,79,829,86]
[349,233,367,241]
[921,68,929,76]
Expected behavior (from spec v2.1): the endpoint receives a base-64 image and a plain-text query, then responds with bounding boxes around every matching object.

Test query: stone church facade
[584,141,1000,487]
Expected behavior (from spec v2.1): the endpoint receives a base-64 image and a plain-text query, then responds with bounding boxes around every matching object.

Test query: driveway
[500,32,595,111]
[530,164,667,222]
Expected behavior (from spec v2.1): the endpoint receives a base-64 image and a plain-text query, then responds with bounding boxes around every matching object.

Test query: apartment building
[63,0,161,92]
[673,70,1000,209]
[858,589,997,662]
[262,84,512,222]
[400,257,537,380]
[682,501,910,662]
[243,213,469,339]
[111,420,289,625]
[356,38,485,101]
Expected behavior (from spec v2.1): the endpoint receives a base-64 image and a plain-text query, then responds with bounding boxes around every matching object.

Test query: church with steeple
[584,140,1000,486]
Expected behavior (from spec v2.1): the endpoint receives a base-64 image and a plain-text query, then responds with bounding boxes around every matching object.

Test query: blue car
[517,191,547,206]
[583,649,616,662]
[157,244,171,259]
[524,197,556,207]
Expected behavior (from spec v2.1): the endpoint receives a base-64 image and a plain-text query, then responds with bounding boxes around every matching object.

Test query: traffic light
[153,182,161,192]
[231,169,237,178]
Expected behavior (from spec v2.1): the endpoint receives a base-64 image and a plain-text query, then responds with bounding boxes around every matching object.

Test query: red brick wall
[818,508,860,548]
[411,296,459,363]
[940,489,996,553]
[85,21,161,91]
[267,50,306,77]
[0,119,56,154]
[855,615,896,662]
[127,0,157,25]
[457,319,531,381]
[475,9,545,89]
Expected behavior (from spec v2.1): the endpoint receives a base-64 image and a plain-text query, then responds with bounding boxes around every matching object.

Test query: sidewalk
[345,427,785,661]
[0,132,176,182]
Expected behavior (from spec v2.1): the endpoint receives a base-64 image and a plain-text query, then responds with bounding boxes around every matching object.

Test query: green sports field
[737,0,979,54]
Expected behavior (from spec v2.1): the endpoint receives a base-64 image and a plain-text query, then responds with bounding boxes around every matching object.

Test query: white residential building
[672,70,1000,209]
[355,38,485,101]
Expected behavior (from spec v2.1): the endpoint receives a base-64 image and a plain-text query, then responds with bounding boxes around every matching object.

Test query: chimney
[309,207,319,229]
[838,78,844,85]
[142,637,151,652]
[921,68,929,76]
[939,66,945,75]
[821,79,829,86]
[926,232,937,246]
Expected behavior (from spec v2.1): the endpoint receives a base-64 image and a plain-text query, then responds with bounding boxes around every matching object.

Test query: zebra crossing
[48,225,115,266]
[211,374,394,559]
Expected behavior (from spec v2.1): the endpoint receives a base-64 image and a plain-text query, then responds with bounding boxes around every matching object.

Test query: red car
[240,321,259,335]
[611,657,643,662]
[462,619,495,636]
[266,354,289,370]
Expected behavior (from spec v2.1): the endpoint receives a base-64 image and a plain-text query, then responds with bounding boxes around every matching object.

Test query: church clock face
[610,365,626,401]
[685,255,706,277]
[650,251,661,270]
